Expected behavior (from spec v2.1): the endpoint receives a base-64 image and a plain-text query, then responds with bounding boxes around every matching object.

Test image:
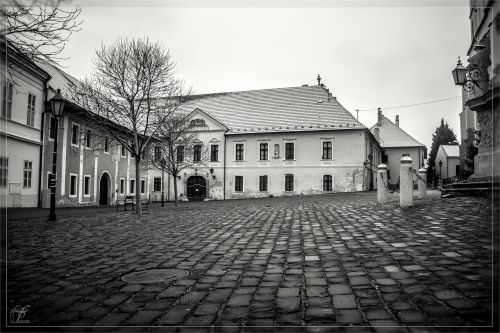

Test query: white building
[1,44,50,207]
[370,109,427,185]
[435,144,460,180]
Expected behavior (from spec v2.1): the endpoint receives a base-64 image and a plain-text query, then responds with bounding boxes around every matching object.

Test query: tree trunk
[135,157,142,215]
[173,173,178,207]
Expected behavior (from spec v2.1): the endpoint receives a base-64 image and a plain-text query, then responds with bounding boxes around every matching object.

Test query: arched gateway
[99,172,111,205]
[186,176,206,201]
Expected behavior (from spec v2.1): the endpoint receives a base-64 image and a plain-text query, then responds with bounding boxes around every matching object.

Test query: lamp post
[48,89,65,221]
[438,160,443,180]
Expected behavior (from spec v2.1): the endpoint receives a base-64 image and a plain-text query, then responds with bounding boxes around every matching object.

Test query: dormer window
[190,118,207,127]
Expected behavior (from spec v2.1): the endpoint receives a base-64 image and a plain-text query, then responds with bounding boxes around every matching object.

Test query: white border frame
[234,141,246,161]
[320,138,334,160]
[83,175,91,197]
[283,139,296,161]
[257,140,270,161]
[234,175,244,192]
[284,173,295,192]
[69,173,78,197]
[71,122,80,147]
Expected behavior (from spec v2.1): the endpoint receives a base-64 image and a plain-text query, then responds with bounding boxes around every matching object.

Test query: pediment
[185,108,228,131]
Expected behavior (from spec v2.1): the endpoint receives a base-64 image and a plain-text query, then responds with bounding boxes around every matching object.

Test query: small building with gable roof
[435,144,460,180]
[370,109,427,186]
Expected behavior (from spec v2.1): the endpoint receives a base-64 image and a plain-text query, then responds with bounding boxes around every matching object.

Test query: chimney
[377,108,383,126]
[317,74,321,86]
[395,115,399,127]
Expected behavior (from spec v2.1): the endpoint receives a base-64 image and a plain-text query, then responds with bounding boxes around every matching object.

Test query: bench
[116,196,150,211]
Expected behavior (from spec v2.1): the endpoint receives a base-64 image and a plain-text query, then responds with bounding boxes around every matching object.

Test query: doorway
[99,172,110,205]
[186,176,206,201]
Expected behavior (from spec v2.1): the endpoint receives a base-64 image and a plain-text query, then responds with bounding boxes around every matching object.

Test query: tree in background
[75,37,189,215]
[3,0,82,67]
[149,114,209,207]
[427,118,458,181]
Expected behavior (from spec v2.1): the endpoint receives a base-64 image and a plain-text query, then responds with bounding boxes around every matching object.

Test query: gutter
[38,76,51,207]
[223,129,229,200]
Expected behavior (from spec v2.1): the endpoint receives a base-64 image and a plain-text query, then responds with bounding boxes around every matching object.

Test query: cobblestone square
[5,192,495,331]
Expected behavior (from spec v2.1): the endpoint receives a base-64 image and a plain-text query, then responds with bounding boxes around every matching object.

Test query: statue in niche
[273,144,280,158]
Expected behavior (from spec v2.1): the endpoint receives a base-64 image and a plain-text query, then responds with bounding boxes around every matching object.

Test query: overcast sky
[63,0,471,150]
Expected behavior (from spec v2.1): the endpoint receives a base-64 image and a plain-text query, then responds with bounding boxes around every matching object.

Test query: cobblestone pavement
[5,191,495,332]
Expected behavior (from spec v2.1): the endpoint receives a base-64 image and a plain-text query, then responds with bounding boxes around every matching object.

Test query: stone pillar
[417,168,427,199]
[377,164,388,203]
[400,156,413,207]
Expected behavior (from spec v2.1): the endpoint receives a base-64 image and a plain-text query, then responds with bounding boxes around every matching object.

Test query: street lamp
[438,160,443,180]
[451,56,486,93]
[48,89,65,221]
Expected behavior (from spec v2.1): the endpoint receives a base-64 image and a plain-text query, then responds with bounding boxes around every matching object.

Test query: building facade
[148,84,381,202]
[1,44,50,207]
[457,0,499,184]
[435,145,460,180]
[370,110,427,186]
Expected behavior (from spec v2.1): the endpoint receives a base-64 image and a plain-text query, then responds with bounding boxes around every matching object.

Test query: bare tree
[150,114,210,207]
[3,0,82,67]
[74,37,189,214]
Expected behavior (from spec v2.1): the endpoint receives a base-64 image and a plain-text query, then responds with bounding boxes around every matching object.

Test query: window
[71,123,79,146]
[323,175,332,191]
[235,143,244,161]
[211,145,219,162]
[104,137,109,153]
[285,142,294,160]
[322,141,332,159]
[154,146,161,161]
[70,174,77,196]
[47,117,57,140]
[27,94,36,127]
[259,143,268,161]
[387,170,391,180]
[84,176,91,196]
[121,144,126,157]
[2,82,13,119]
[382,152,388,163]
[193,144,202,162]
[141,179,146,194]
[259,175,268,192]
[285,174,294,191]
[85,130,92,148]
[177,145,184,163]
[153,177,162,191]
[120,178,125,194]
[0,157,7,187]
[235,176,243,192]
[23,161,32,188]
[130,179,135,194]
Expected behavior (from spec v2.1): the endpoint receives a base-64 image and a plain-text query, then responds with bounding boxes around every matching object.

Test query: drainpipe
[38,77,51,207]
[223,129,229,200]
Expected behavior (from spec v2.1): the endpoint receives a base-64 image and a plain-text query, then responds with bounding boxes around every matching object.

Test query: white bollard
[417,168,427,199]
[377,164,388,203]
[400,156,413,207]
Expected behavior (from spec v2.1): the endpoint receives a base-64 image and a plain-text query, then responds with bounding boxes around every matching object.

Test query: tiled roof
[36,61,81,98]
[180,85,365,134]
[441,144,459,157]
[370,116,426,148]
[37,62,364,134]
